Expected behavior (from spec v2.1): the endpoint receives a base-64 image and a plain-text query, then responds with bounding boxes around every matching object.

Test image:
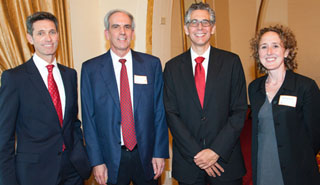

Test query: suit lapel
[181,50,203,110]
[99,51,121,111]
[203,47,222,110]
[58,64,70,128]
[26,59,61,125]
[132,51,145,112]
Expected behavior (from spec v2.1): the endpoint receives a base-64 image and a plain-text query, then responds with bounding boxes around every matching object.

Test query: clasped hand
[194,149,224,177]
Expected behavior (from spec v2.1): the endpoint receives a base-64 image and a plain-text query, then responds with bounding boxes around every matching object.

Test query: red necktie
[119,59,137,151]
[47,65,65,150]
[195,57,205,108]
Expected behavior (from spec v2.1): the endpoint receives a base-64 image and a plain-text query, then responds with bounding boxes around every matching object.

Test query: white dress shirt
[33,53,66,118]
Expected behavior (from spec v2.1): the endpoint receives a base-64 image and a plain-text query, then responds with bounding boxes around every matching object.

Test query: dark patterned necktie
[119,59,137,151]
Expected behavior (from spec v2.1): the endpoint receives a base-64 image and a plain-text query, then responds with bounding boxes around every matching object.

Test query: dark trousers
[56,149,83,185]
[108,146,157,185]
[179,171,242,185]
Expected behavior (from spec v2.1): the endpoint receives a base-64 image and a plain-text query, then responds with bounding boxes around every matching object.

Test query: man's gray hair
[185,2,216,25]
[104,9,135,30]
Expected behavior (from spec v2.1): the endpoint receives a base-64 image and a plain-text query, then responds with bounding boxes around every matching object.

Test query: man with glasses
[81,9,169,185]
[163,2,247,185]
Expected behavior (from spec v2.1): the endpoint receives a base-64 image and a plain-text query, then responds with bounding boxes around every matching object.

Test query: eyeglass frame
[186,19,214,27]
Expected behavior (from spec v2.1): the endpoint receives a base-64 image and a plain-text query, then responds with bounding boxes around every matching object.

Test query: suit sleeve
[0,71,19,185]
[210,56,248,161]
[163,64,202,162]
[302,80,320,154]
[152,60,169,158]
[80,65,104,167]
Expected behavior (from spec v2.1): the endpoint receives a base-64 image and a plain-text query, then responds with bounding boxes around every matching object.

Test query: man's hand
[204,163,225,177]
[152,158,165,179]
[194,149,219,169]
[93,164,108,185]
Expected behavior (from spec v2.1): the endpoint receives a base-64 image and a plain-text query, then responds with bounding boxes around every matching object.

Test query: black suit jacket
[0,58,91,185]
[163,47,247,183]
[249,70,320,185]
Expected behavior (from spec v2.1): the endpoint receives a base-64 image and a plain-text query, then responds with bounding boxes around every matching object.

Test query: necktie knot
[46,65,54,73]
[195,56,205,64]
[119,59,127,64]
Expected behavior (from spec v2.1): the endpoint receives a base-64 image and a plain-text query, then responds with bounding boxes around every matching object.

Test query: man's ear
[104,29,110,40]
[211,25,216,35]
[26,34,34,45]
[184,25,189,35]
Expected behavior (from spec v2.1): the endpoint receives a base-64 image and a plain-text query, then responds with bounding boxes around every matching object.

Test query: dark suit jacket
[0,58,91,185]
[163,47,247,184]
[81,50,169,184]
[249,70,320,185]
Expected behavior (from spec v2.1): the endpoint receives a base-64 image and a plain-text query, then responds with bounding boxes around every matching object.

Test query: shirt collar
[110,49,132,62]
[33,53,58,69]
[190,46,211,63]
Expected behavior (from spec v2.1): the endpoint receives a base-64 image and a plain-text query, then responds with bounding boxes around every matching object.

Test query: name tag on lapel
[278,95,297,107]
[134,75,148,84]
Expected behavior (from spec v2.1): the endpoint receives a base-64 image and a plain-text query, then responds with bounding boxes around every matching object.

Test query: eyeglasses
[187,19,213,27]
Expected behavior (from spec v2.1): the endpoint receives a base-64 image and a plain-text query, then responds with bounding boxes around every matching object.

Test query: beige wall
[221,0,257,89]
[288,0,320,86]
[152,0,173,67]
[170,0,184,59]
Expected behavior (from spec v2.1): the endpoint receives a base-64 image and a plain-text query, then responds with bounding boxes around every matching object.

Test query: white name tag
[278,95,297,107]
[134,75,148,84]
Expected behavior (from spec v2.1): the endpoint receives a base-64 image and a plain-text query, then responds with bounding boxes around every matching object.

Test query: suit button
[201,117,206,121]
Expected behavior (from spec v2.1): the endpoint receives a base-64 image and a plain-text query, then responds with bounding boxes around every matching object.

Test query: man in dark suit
[163,3,247,185]
[81,9,169,185]
[0,12,91,185]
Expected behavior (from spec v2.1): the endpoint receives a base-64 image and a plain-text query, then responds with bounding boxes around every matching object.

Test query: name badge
[278,95,297,107]
[134,75,148,84]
